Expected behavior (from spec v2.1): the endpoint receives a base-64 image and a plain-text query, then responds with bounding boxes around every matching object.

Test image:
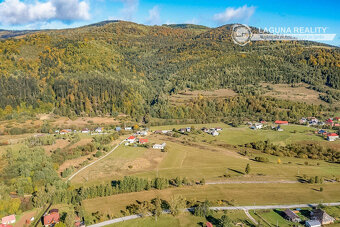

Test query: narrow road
[243,209,258,225]
[206,180,298,185]
[88,202,340,227]
[67,139,125,182]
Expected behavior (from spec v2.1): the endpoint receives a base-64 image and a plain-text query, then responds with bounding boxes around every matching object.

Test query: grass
[71,124,340,187]
[83,183,340,217]
[107,210,251,227]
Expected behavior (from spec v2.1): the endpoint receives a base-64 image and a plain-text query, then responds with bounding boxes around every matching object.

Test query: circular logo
[231,24,252,46]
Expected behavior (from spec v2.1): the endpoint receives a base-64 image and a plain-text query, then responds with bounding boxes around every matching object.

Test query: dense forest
[0,21,339,120]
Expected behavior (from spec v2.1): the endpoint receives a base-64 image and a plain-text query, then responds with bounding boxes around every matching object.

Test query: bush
[254,156,269,163]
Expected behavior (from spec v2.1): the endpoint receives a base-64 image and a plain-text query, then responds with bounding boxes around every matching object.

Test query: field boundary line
[67,138,126,182]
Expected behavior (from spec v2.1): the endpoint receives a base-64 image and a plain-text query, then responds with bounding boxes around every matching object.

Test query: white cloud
[118,0,139,20]
[0,0,90,25]
[213,5,255,24]
[145,5,160,25]
[185,18,199,25]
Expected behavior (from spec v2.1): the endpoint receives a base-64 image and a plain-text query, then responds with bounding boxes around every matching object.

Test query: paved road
[88,202,340,227]
[243,209,258,225]
[67,140,125,181]
[206,180,297,185]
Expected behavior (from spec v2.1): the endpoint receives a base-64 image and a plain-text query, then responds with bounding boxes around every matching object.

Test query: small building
[153,143,166,149]
[154,130,162,134]
[125,127,132,131]
[325,119,334,127]
[139,138,148,144]
[137,130,148,136]
[115,127,121,132]
[327,133,339,141]
[202,127,209,133]
[211,130,219,136]
[1,215,15,224]
[310,209,335,225]
[283,209,301,222]
[275,120,289,125]
[60,129,71,135]
[305,220,321,227]
[251,123,263,130]
[43,209,60,226]
[206,222,213,227]
[81,128,90,133]
[126,136,136,143]
[95,127,103,133]
[215,127,223,131]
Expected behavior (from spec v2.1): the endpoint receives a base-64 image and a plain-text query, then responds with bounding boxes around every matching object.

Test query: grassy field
[83,183,340,216]
[71,124,340,186]
[107,210,250,227]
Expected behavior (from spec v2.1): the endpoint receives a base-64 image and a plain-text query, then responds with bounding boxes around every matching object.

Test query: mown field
[71,123,340,185]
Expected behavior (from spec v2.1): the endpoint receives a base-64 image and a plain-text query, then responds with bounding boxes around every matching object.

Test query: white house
[125,127,132,131]
[305,220,321,227]
[327,133,339,141]
[126,136,136,143]
[153,143,166,149]
[137,130,148,136]
[95,127,103,133]
[81,128,90,133]
[211,131,219,136]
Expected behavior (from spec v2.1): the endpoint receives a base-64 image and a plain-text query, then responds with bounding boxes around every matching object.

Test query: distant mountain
[0,20,339,118]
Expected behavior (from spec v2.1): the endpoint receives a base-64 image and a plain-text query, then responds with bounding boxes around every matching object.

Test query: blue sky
[0,0,339,45]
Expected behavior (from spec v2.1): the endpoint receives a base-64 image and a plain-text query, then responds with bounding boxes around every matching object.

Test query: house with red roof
[139,138,148,144]
[275,120,288,125]
[206,222,213,227]
[126,136,136,144]
[43,210,60,226]
[1,215,15,224]
[325,119,334,126]
[327,133,339,141]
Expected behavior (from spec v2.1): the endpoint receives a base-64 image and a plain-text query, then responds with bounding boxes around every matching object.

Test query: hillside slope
[0,21,339,120]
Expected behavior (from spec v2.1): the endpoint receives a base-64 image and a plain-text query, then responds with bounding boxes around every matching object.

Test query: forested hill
[0,21,339,120]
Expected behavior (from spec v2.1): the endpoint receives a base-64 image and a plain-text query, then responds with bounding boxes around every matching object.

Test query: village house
[115,127,121,132]
[275,120,289,125]
[95,127,103,133]
[81,128,90,133]
[153,143,166,149]
[126,136,136,144]
[211,130,219,136]
[43,209,60,227]
[125,127,132,131]
[305,220,321,227]
[327,133,339,141]
[283,209,301,223]
[60,129,72,135]
[139,138,148,144]
[136,130,148,136]
[202,127,209,133]
[310,209,335,225]
[250,123,263,130]
[1,215,15,224]
[325,119,334,127]
[215,127,222,131]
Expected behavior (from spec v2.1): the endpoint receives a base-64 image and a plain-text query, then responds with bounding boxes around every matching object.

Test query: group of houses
[42,209,84,227]
[283,208,335,227]
[316,129,339,142]
[202,127,222,136]
[300,117,340,128]
[56,127,104,135]
[124,129,167,150]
